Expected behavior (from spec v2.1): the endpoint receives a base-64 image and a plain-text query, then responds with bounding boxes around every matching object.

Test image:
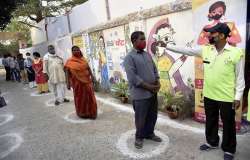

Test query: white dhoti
[50,82,66,102]
[44,54,67,103]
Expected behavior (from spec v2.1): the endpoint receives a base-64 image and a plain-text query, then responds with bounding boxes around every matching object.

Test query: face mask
[136,41,146,51]
[48,48,55,54]
[208,37,216,44]
[211,14,222,20]
[49,51,55,55]
[208,35,220,44]
[73,51,82,58]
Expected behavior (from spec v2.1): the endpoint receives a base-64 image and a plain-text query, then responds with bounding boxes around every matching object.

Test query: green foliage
[0,41,19,56]
[111,81,129,98]
[0,0,88,46]
[161,90,195,119]
[14,0,89,23]
[0,0,24,30]
[4,19,31,45]
[161,91,185,112]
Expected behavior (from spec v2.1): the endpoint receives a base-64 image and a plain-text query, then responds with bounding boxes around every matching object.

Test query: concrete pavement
[0,70,250,160]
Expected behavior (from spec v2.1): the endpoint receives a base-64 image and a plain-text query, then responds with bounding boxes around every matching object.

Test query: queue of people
[1,24,248,160]
[3,54,21,82]
[2,52,44,92]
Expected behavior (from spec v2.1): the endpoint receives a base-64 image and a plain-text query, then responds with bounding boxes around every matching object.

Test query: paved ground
[0,69,250,160]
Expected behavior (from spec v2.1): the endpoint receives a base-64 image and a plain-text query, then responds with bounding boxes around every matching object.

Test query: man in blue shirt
[124,31,162,149]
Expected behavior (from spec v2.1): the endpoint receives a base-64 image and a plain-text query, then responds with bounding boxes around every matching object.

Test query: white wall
[30,19,47,45]
[47,16,70,42]
[30,0,177,44]
[69,0,107,33]
[55,36,72,62]
[31,0,107,44]
[19,41,50,57]
[108,0,176,19]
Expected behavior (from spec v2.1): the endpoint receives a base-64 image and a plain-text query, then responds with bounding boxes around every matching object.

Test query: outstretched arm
[166,45,202,57]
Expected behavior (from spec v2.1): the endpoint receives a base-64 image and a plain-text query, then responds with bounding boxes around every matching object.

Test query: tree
[4,18,32,46]
[0,43,8,56]
[0,41,19,57]
[0,0,24,30]
[14,0,88,26]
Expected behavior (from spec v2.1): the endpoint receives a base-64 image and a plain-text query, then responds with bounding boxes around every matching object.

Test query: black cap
[203,23,231,37]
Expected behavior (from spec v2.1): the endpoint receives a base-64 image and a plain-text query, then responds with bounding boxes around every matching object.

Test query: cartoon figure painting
[197,1,241,46]
[103,26,127,84]
[89,31,110,91]
[147,18,192,95]
[98,36,110,90]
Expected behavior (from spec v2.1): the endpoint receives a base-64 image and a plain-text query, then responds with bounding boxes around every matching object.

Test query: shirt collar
[210,43,232,52]
[48,53,57,57]
[224,43,231,51]
[132,48,144,54]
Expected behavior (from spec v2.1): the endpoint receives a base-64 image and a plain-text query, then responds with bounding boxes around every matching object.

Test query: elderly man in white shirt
[43,45,69,106]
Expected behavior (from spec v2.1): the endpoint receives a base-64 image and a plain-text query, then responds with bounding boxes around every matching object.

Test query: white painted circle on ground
[64,109,103,124]
[116,130,169,159]
[1,92,9,96]
[30,91,53,97]
[0,133,23,159]
[4,100,9,105]
[45,97,74,107]
[23,85,30,91]
[22,87,29,91]
[0,114,14,126]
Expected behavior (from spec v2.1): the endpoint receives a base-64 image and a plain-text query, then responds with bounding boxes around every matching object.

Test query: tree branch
[28,15,38,22]
[18,21,41,30]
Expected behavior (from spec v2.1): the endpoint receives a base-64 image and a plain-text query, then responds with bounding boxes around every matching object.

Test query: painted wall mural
[89,31,110,90]
[82,33,91,61]
[193,0,247,48]
[192,0,247,130]
[72,35,85,57]
[196,1,241,46]
[55,36,72,63]
[103,26,127,84]
[146,11,195,97]
[125,20,146,53]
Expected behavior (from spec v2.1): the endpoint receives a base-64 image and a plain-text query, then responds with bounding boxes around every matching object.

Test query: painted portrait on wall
[89,31,110,91]
[197,1,241,46]
[147,15,195,97]
[103,26,127,84]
